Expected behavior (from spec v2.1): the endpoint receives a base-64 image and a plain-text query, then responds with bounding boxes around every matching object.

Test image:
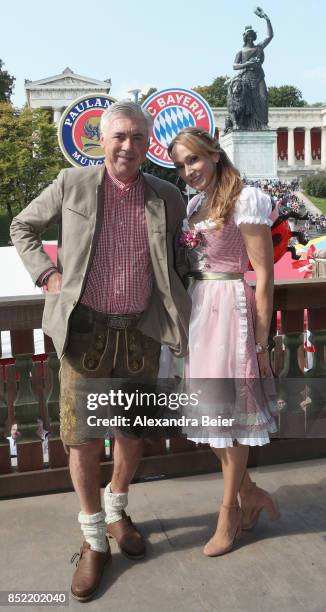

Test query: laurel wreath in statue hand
[254,6,268,20]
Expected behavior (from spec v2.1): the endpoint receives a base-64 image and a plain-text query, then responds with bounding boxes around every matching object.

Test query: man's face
[100,114,149,182]
[11,424,18,439]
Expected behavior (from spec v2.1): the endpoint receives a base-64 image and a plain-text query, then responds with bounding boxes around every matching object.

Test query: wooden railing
[1,279,326,498]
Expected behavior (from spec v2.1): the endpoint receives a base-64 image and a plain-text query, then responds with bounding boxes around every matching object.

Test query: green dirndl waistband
[187,271,244,281]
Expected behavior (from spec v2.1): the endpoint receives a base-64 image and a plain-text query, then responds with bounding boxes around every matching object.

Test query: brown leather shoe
[71,541,111,602]
[107,511,146,560]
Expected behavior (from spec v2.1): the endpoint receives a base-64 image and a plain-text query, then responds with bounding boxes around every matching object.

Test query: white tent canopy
[0,246,53,357]
[1,246,43,298]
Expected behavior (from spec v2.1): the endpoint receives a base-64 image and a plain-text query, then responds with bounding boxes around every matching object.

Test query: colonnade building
[214,107,326,179]
[25,67,111,124]
[25,69,325,179]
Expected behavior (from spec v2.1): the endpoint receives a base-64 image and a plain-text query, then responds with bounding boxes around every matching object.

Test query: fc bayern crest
[142,88,215,168]
[58,94,116,167]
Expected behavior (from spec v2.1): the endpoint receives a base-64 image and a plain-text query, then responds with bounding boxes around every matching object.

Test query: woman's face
[171,143,219,194]
[244,31,256,45]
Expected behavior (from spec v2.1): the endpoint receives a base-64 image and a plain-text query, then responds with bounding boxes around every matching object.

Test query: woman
[168,127,279,556]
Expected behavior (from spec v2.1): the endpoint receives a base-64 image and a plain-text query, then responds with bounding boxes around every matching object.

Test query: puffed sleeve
[234,186,272,226]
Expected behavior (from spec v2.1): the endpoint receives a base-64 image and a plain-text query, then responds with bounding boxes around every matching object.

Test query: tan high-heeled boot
[203,503,242,557]
[240,482,280,531]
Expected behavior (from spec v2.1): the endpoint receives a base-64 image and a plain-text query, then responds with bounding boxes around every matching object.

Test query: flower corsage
[178,229,203,249]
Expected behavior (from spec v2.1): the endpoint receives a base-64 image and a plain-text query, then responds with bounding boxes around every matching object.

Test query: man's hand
[46,272,62,294]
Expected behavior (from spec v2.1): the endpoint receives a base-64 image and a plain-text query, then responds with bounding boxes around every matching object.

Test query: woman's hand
[257,352,272,377]
[240,223,274,379]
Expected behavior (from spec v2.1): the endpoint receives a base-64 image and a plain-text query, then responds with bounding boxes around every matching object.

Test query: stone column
[321,126,326,169]
[53,108,62,125]
[304,127,312,166]
[287,128,295,166]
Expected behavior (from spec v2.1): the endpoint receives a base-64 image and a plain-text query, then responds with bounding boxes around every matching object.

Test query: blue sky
[2,0,326,107]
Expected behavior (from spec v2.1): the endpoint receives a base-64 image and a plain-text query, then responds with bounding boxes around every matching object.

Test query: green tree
[139,87,157,105]
[303,173,326,198]
[268,85,307,107]
[0,103,68,222]
[141,158,185,192]
[192,77,312,109]
[0,59,15,102]
[193,76,230,107]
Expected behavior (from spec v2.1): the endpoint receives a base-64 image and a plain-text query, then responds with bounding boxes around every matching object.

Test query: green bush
[302,174,326,197]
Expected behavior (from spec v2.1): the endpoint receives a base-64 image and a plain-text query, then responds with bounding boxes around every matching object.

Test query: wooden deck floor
[1,458,326,611]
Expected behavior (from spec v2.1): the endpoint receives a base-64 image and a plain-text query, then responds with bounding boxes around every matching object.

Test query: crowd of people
[244,178,326,238]
[245,178,304,211]
[304,212,326,233]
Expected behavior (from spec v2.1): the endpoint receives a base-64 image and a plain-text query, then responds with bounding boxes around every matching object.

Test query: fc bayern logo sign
[142,88,215,168]
[58,94,116,167]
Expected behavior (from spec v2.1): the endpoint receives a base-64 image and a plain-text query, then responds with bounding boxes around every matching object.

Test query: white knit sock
[104,482,128,524]
[78,510,108,553]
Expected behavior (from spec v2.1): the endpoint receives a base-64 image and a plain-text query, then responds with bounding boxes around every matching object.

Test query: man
[6,423,20,457]
[10,101,191,601]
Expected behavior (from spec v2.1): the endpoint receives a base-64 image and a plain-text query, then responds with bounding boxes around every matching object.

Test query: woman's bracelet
[255,342,269,354]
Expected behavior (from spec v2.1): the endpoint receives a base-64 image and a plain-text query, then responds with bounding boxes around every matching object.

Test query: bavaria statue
[225,7,274,132]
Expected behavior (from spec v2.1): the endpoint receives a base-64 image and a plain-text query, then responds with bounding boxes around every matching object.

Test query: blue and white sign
[58,94,116,167]
[142,88,215,168]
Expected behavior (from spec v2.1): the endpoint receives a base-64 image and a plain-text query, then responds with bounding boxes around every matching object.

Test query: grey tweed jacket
[10,165,191,358]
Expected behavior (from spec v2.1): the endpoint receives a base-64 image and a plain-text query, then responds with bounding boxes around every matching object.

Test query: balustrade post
[0,368,10,473]
[44,335,68,468]
[10,330,43,471]
[279,310,305,378]
[306,308,326,377]
[303,308,326,435]
[45,353,60,436]
[13,357,39,438]
[268,311,281,375]
[0,368,8,436]
[278,310,306,438]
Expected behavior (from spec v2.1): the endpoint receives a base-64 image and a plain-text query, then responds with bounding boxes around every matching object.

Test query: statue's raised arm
[255,6,273,49]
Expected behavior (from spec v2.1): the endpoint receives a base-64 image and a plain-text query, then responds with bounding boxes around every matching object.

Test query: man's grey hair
[100,100,153,139]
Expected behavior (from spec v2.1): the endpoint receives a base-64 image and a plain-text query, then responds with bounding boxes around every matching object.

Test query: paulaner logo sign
[142,87,215,168]
[58,93,116,167]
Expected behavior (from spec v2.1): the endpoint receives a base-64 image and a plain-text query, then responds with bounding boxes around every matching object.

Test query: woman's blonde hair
[168,127,243,228]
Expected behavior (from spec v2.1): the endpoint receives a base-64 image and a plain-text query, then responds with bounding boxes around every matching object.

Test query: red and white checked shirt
[80,170,153,314]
